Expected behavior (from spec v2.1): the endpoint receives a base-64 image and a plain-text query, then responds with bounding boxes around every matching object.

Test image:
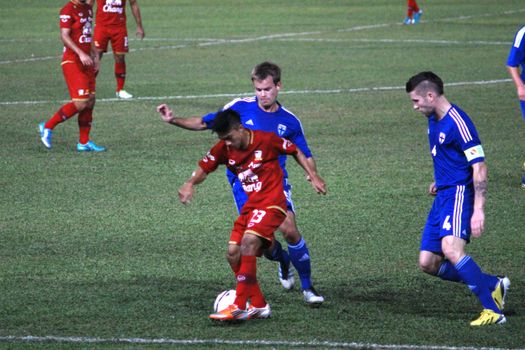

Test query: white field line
[277,38,509,46]
[0,335,520,350]
[1,8,523,65]
[0,79,512,107]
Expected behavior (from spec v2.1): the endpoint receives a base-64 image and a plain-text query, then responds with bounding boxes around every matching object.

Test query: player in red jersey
[404,0,423,25]
[91,0,144,99]
[178,109,326,321]
[39,0,106,152]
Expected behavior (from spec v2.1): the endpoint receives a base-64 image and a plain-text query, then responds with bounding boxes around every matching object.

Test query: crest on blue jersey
[277,124,287,136]
[439,132,446,144]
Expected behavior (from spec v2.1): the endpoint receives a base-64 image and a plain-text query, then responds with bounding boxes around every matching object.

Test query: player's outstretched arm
[156,104,207,130]
[292,149,327,195]
[178,167,208,204]
[470,161,487,238]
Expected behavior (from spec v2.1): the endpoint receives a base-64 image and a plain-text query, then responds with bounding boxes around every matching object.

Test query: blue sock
[437,260,462,282]
[264,240,290,269]
[288,238,312,290]
[455,256,500,312]
[438,260,499,291]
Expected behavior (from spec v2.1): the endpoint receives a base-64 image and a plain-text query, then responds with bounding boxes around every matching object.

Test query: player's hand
[517,84,525,100]
[470,208,485,238]
[178,182,194,204]
[428,182,437,196]
[78,51,93,66]
[157,104,174,123]
[309,174,327,195]
[136,27,145,40]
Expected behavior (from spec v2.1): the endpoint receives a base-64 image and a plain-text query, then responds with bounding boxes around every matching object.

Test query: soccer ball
[213,289,236,312]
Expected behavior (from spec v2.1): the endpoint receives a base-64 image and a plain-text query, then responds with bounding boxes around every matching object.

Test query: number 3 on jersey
[248,209,267,227]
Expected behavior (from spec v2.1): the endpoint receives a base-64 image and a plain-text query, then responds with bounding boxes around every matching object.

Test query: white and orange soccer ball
[213,289,236,312]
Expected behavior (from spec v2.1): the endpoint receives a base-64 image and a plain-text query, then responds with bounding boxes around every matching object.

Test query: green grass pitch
[1,0,524,349]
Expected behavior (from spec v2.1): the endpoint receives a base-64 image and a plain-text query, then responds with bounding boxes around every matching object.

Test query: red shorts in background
[62,61,96,101]
[93,25,129,54]
[229,207,286,246]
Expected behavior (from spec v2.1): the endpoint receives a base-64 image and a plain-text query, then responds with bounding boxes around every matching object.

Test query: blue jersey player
[157,61,326,305]
[406,71,510,326]
[506,24,525,188]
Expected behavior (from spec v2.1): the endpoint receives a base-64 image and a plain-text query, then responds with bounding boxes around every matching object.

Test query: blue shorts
[520,100,525,121]
[420,185,473,253]
[226,169,294,214]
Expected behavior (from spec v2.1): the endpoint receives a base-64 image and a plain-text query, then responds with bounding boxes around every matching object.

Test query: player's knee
[418,257,439,275]
[74,100,89,112]
[114,54,125,63]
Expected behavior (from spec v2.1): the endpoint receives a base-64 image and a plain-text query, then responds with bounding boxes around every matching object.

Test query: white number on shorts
[442,215,452,231]
[249,209,267,224]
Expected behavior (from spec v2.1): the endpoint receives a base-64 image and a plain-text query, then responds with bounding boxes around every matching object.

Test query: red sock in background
[77,107,93,144]
[45,102,78,129]
[234,255,261,310]
[115,61,126,91]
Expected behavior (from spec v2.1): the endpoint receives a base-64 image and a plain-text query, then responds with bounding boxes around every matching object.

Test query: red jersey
[60,1,93,62]
[95,0,127,27]
[199,130,298,212]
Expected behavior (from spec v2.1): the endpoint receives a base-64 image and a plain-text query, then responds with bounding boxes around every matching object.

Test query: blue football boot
[77,140,106,152]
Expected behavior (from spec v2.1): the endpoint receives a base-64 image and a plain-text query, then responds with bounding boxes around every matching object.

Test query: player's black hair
[405,71,444,95]
[211,108,242,134]
[251,61,281,85]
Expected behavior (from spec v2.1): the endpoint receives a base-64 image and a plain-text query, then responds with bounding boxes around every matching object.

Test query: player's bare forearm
[507,66,525,99]
[293,151,327,194]
[156,104,207,130]
[470,162,487,237]
[129,0,145,38]
[472,161,487,210]
[179,168,208,204]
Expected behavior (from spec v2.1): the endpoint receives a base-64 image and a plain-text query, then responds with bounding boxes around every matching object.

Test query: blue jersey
[428,104,485,189]
[202,96,312,179]
[507,24,525,80]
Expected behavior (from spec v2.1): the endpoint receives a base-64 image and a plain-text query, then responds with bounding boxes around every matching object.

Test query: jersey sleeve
[202,99,241,129]
[202,112,217,130]
[507,26,525,67]
[453,113,485,165]
[198,141,227,174]
[270,133,298,156]
[59,5,74,29]
[286,117,313,158]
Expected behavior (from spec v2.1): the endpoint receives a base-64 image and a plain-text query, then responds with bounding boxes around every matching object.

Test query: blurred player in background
[91,0,144,99]
[506,24,525,188]
[404,0,423,25]
[39,0,106,152]
[157,61,326,306]
[406,71,510,326]
[178,109,326,321]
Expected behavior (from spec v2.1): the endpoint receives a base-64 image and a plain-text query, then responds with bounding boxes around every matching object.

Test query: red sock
[77,107,93,144]
[234,255,260,310]
[407,0,419,17]
[115,61,126,91]
[250,283,267,308]
[45,102,78,129]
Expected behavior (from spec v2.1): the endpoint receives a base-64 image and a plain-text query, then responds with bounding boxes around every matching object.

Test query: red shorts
[61,61,96,101]
[93,25,129,54]
[229,207,286,246]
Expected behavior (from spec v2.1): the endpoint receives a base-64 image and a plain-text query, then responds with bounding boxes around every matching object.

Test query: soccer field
[1,0,524,349]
